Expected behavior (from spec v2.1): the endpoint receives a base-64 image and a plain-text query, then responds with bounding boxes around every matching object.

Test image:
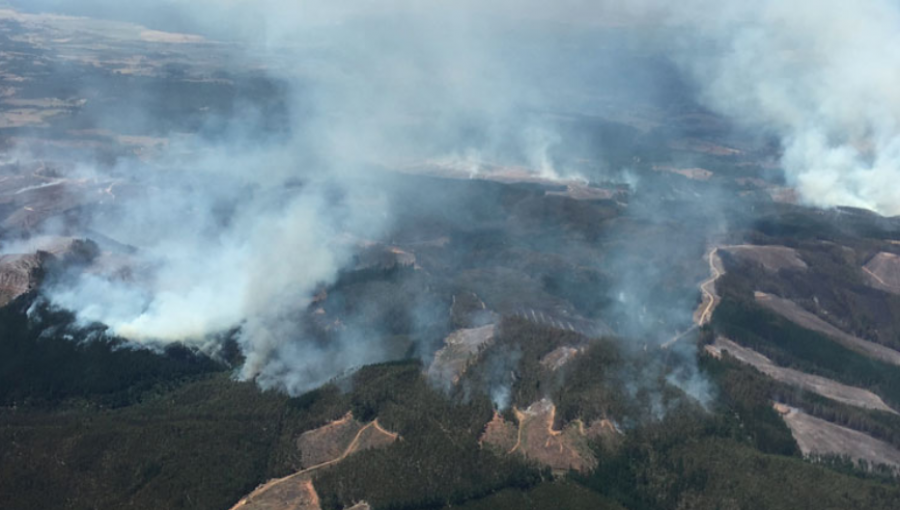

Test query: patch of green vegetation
[699,351,801,457]
[0,373,347,510]
[809,454,899,485]
[457,316,592,411]
[451,480,625,510]
[551,339,629,425]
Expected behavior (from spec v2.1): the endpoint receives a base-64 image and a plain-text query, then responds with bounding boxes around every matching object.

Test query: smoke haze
[6,0,900,396]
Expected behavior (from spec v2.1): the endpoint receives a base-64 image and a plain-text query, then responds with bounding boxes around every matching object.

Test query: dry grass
[427,325,496,386]
[480,411,518,453]
[231,414,398,510]
[776,404,900,471]
[651,165,713,181]
[708,337,896,414]
[863,252,900,295]
[0,253,44,306]
[482,399,615,474]
[722,245,808,272]
[539,346,583,371]
[755,291,900,366]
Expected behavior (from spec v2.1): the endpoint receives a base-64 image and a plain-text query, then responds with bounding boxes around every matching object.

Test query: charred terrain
[3,4,900,510]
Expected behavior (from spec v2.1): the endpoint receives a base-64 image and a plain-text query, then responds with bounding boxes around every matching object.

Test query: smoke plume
[675,0,900,215]
[8,0,900,396]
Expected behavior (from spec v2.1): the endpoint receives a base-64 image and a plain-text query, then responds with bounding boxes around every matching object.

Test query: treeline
[0,374,347,510]
[713,297,900,408]
[810,454,899,484]
[319,264,449,349]
[574,402,900,510]
[315,361,545,510]
[305,350,900,510]
[723,222,900,352]
[0,294,223,408]
[786,394,900,452]
[452,316,660,427]
[699,352,801,457]
[702,330,900,454]
[451,480,625,510]
[456,316,593,412]
[6,310,900,510]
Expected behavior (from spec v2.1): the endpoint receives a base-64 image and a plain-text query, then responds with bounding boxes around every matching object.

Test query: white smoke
[20,1,900,216]
[674,0,900,215]
[17,0,900,395]
[44,143,389,392]
[27,0,586,393]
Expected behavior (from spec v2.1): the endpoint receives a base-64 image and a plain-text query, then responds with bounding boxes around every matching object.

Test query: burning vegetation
[5,1,900,509]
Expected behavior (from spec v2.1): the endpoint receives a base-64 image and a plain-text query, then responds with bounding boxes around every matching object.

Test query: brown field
[539,346,583,371]
[768,186,800,204]
[296,413,361,469]
[353,244,417,272]
[482,399,616,474]
[544,183,619,201]
[667,138,742,156]
[139,29,206,44]
[775,404,900,471]
[0,108,67,129]
[480,411,519,453]
[651,165,713,181]
[0,236,138,297]
[722,244,808,272]
[707,337,896,413]
[755,291,900,366]
[862,252,900,295]
[427,324,496,386]
[0,165,119,233]
[394,160,623,203]
[0,253,46,306]
[230,478,320,510]
[295,414,398,473]
[231,414,397,510]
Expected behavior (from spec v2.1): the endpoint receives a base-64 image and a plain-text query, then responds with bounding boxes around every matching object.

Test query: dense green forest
[4,298,900,510]
[0,294,223,408]
[5,206,900,509]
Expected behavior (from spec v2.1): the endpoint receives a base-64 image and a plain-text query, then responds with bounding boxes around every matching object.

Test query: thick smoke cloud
[11,0,900,395]
[18,0,900,215]
[676,0,900,215]
[41,139,393,393]
[18,0,641,394]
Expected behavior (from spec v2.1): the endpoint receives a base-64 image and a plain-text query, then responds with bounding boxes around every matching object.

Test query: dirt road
[696,247,724,326]
[229,419,397,510]
[662,247,723,349]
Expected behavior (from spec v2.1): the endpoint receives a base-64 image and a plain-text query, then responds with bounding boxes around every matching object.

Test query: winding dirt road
[696,247,724,326]
[229,419,397,510]
[661,247,724,350]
